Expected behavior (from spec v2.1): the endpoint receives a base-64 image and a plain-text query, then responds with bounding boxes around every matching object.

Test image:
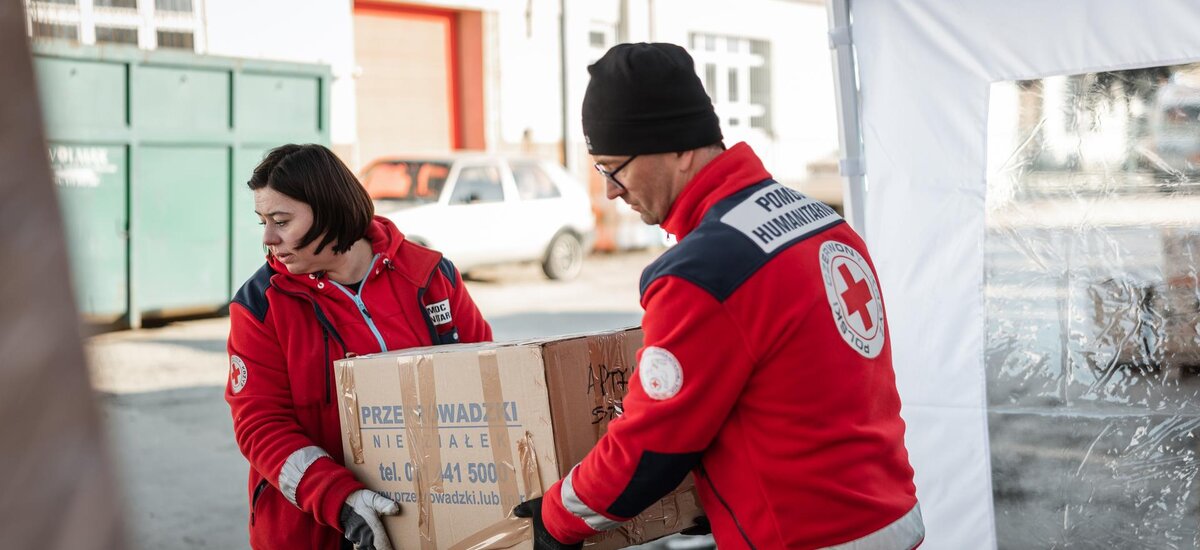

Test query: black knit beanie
[582,42,722,156]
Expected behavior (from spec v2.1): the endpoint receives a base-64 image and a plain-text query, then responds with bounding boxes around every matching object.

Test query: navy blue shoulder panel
[639,179,843,302]
[437,257,459,289]
[232,263,276,322]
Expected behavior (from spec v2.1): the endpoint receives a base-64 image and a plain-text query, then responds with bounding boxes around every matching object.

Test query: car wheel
[542,231,584,281]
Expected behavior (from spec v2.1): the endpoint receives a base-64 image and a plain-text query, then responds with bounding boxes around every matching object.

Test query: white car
[362,154,596,280]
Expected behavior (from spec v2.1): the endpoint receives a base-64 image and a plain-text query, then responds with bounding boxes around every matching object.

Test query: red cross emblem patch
[819,241,885,358]
[638,347,683,400]
[230,355,248,394]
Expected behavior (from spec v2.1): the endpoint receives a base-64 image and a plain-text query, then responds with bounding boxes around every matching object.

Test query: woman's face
[254,186,337,275]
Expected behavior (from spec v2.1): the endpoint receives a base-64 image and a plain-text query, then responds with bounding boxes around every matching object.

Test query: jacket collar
[660,142,773,240]
[267,216,442,294]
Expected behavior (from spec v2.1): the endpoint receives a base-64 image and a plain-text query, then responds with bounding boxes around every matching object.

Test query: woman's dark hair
[248,144,374,255]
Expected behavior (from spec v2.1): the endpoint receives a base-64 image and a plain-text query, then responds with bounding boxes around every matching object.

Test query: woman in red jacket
[225,144,492,550]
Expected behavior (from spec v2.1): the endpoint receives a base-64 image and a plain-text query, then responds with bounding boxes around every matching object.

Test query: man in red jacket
[514,43,923,549]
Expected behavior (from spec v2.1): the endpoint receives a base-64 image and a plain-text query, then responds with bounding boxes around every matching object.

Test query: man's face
[593,153,678,225]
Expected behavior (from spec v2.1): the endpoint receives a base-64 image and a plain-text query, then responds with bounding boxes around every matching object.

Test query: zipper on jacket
[271,284,350,405]
[273,286,348,352]
[250,478,269,526]
[416,285,440,345]
[323,330,332,404]
[699,465,757,549]
[331,255,387,353]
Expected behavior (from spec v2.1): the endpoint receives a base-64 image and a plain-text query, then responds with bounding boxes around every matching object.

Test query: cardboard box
[334,327,704,549]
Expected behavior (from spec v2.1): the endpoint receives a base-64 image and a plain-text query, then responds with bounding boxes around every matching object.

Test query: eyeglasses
[593,155,638,192]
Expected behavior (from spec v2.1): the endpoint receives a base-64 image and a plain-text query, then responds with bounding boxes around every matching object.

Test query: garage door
[354,4,456,166]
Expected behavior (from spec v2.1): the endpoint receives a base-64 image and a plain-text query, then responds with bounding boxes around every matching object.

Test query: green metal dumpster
[34,43,331,328]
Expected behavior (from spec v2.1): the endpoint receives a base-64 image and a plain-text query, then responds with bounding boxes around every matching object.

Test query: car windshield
[361,160,451,204]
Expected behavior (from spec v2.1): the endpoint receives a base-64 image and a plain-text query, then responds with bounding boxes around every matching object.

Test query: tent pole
[826,0,868,234]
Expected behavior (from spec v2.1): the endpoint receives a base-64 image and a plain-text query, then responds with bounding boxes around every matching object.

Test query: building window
[689,33,773,136]
[155,29,193,49]
[587,21,617,63]
[24,0,203,52]
[154,0,191,12]
[24,0,81,41]
[588,30,607,49]
[95,25,138,45]
[31,20,79,40]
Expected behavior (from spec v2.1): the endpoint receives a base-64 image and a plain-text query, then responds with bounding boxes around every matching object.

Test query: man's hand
[512,497,583,550]
[340,489,401,550]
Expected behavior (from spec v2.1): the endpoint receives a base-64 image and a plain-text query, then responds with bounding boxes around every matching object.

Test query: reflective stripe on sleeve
[560,465,621,531]
[822,503,925,550]
[279,446,331,507]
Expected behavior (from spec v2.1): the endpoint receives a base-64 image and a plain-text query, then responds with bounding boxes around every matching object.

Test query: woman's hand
[340,489,401,550]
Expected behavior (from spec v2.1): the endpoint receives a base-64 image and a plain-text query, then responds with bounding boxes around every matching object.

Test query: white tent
[830,1,1200,548]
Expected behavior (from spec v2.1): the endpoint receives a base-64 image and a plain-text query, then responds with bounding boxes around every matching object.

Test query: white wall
[560,0,836,185]
[492,0,565,152]
[199,0,835,184]
[650,0,836,183]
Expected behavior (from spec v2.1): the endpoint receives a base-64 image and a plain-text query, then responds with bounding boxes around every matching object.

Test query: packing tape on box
[448,431,544,550]
[478,351,522,512]
[604,485,700,545]
[456,335,695,548]
[398,354,444,550]
[343,343,698,549]
[445,351,544,550]
[337,362,365,465]
[586,333,633,439]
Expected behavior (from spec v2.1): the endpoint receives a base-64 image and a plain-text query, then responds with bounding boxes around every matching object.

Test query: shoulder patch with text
[819,240,885,358]
[720,183,841,253]
[425,299,452,326]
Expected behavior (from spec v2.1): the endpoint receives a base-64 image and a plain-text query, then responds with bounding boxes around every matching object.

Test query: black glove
[512,497,583,550]
[340,489,400,550]
[680,516,712,536]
